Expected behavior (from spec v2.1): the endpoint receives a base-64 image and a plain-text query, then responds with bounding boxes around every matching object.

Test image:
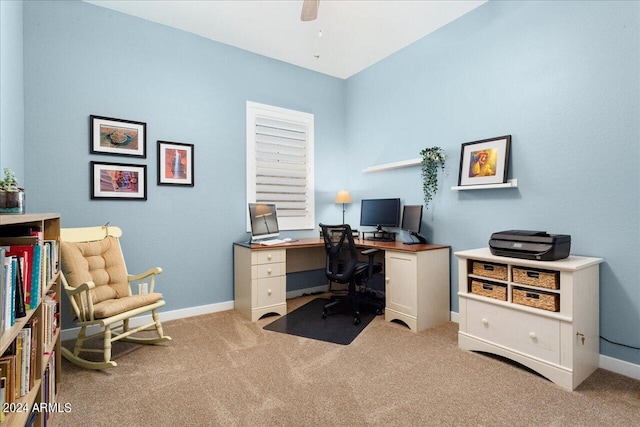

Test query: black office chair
[319,223,384,325]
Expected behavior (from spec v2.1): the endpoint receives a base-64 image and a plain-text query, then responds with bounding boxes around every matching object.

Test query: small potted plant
[0,167,25,214]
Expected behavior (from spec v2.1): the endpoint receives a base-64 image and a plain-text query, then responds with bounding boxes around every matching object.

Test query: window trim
[246,101,315,232]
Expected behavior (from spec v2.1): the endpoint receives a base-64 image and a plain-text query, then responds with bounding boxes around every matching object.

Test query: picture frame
[157,141,194,186]
[90,161,147,200]
[90,115,146,158]
[458,135,511,186]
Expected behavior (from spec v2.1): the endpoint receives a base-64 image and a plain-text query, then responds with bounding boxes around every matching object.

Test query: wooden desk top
[235,237,450,253]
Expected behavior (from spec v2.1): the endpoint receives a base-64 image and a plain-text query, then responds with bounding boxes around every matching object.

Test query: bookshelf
[0,214,61,426]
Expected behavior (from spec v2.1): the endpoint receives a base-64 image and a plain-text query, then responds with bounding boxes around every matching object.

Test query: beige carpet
[53,295,640,426]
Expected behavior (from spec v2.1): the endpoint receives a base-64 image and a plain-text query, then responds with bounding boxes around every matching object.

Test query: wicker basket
[512,287,560,312]
[512,267,559,290]
[470,280,507,301]
[472,261,508,281]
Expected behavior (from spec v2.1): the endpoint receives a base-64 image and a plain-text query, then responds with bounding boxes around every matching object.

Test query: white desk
[233,238,451,332]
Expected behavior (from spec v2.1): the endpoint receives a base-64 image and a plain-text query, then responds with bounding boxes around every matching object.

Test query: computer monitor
[248,203,280,241]
[401,205,423,233]
[360,198,401,231]
[401,205,427,244]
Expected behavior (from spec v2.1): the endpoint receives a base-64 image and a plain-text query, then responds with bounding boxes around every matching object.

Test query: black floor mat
[263,298,377,345]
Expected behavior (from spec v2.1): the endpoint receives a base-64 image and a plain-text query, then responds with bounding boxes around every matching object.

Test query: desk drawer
[254,262,285,279]
[255,276,285,308]
[466,299,560,364]
[255,249,285,265]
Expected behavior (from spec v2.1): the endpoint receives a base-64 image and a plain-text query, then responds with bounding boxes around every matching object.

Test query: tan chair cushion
[61,237,164,318]
[92,292,163,319]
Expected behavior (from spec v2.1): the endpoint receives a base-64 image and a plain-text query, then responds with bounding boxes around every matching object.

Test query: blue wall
[15,0,640,365]
[22,0,346,327]
[0,0,25,178]
[345,0,639,364]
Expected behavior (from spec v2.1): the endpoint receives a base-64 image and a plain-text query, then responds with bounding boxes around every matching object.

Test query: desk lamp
[335,190,351,224]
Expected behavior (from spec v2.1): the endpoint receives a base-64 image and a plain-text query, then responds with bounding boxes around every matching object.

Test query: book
[0,356,15,404]
[13,257,26,319]
[17,328,30,396]
[0,249,5,334]
[30,244,42,309]
[9,257,16,326]
[0,245,34,310]
[0,376,5,422]
[14,333,22,400]
[0,226,38,238]
[43,292,58,346]
[27,318,38,388]
[2,256,13,331]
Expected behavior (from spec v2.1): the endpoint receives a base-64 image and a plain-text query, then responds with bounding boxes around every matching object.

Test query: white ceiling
[85,0,486,79]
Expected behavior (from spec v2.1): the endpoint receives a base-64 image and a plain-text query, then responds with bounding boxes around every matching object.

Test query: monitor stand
[363,229,396,242]
[403,232,427,245]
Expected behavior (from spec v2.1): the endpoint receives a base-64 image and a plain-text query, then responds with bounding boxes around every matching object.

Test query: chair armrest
[128,267,162,282]
[61,273,97,322]
[128,267,163,293]
[360,248,380,282]
[63,281,95,295]
[361,248,379,256]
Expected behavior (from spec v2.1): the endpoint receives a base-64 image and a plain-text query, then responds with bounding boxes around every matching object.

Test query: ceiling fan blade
[301,0,319,22]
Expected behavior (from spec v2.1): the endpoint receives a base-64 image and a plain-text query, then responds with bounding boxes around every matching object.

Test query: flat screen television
[360,198,401,231]
[401,204,426,244]
[248,203,280,241]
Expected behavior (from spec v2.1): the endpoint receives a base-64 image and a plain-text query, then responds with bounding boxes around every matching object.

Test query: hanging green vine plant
[420,147,445,209]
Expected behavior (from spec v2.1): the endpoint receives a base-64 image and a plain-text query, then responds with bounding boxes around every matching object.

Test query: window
[246,101,315,231]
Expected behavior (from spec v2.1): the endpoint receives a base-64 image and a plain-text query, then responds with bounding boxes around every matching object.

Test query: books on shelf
[0,236,58,339]
[0,317,40,419]
[43,291,58,348]
[0,216,61,426]
[0,354,15,405]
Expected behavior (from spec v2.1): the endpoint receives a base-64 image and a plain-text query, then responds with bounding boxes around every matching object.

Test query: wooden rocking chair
[60,225,171,369]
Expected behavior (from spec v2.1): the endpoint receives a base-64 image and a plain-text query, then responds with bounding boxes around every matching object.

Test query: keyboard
[255,238,286,246]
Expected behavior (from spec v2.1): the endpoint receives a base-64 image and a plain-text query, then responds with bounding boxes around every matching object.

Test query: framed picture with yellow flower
[157,141,194,186]
[458,135,511,187]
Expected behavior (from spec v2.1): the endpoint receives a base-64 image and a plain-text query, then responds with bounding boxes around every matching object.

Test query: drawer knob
[385,277,390,283]
[481,318,488,325]
[267,268,272,274]
[267,255,272,260]
[268,289,272,295]
[529,332,537,339]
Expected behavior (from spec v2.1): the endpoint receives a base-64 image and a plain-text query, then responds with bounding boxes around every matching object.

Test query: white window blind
[246,101,315,231]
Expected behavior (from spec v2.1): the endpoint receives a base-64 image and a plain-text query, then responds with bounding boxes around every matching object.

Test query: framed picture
[90,115,146,158]
[458,135,511,186]
[91,161,147,200]
[157,141,194,186]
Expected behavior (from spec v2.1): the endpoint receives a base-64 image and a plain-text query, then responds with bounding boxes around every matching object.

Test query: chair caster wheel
[376,308,383,315]
[354,317,361,325]
[322,311,327,319]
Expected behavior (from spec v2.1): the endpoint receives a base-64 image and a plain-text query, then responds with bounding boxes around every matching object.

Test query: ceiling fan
[301,0,320,21]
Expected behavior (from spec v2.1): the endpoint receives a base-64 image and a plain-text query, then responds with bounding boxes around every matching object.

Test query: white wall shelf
[362,157,421,173]
[452,178,518,191]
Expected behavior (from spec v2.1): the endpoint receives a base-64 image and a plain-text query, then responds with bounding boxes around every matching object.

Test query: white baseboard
[61,304,639,382]
[60,300,235,342]
[599,354,640,381]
